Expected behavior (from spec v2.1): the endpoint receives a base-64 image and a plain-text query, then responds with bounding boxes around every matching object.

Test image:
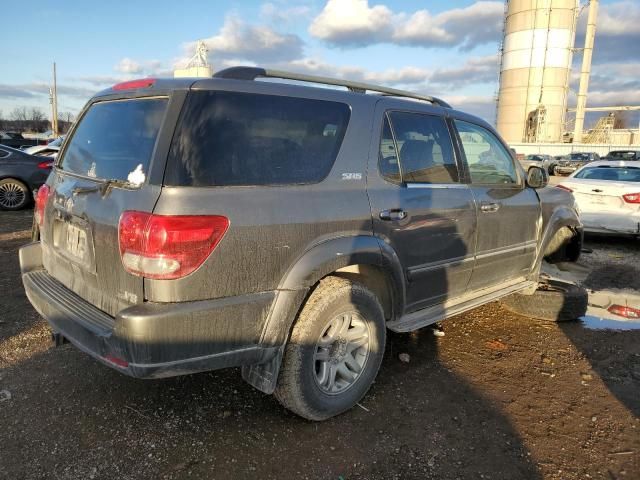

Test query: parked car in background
[557,161,640,236]
[24,135,66,159]
[551,155,568,175]
[520,154,555,175]
[0,145,53,210]
[603,150,640,161]
[0,131,39,149]
[554,152,600,176]
[20,68,584,421]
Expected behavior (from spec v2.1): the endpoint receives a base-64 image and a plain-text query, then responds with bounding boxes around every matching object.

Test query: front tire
[0,178,30,210]
[275,276,386,421]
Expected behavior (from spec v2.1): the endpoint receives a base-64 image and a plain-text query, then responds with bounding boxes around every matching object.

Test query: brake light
[607,304,640,319]
[37,161,53,169]
[556,184,573,192]
[112,78,155,91]
[118,211,229,280]
[35,185,50,226]
[622,192,640,204]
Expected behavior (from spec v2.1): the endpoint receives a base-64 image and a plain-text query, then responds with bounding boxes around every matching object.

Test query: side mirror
[526,166,548,189]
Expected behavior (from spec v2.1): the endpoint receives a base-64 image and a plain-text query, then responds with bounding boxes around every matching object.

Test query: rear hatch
[39,95,170,316]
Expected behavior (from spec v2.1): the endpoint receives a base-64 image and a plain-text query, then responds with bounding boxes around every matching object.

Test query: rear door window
[381,111,458,184]
[59,98,168,183]
[378,116,401,183]
[165,91,351,186]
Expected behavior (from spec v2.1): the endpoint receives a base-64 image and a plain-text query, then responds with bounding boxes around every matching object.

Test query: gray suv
[20,67,584,420]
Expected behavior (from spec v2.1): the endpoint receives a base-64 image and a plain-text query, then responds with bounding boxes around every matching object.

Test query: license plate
[65,223,88,261]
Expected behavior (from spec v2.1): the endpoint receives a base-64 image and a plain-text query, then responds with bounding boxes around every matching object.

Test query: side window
[378,116,401,183]
[388,112,458,184]
[165,91,350,186]
[454,120,519,185]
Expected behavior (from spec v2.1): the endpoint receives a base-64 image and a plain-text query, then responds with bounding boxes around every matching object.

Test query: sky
[1,0,639,127]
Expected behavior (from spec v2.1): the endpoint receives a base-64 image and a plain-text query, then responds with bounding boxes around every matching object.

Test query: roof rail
[213,66,452,109]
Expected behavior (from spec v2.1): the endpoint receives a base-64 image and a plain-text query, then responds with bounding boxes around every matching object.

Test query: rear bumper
[20,242,279,379]
[580,212,640,236]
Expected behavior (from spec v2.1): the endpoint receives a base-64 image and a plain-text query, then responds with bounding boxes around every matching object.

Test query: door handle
[379,209,407,221]
[480,202,500,213]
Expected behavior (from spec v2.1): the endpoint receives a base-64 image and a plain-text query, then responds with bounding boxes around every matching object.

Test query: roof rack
[213,66,452,109]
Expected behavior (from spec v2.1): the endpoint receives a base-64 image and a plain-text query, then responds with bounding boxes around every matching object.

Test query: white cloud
[272,54,500,91]
[429,55,500,86]
[179,14,304,66]
[114,58,165,76]
[0,83,95,99]
[115,58,142,74]
[439,94,496,121]
[282,57,429,85]
[576,1,640,62]
[260,2,312,24]
[309,0,394,46]
[309,0,503,49]
[395,1,503,50]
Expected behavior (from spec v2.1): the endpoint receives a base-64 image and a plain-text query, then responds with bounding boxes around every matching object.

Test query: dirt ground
[1,209,639,480]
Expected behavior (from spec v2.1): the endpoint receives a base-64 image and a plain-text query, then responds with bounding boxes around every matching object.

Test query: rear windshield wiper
[72,178,135,197]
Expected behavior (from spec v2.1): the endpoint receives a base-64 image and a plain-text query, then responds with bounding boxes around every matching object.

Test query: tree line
[0,107,75,135]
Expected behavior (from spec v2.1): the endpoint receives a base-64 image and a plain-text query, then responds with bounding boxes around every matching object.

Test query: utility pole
[51,62,59,137]
[573,0,598,144]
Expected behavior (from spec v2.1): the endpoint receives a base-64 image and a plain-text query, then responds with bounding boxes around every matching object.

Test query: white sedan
[557,160,640,236]
[23,135,65,159]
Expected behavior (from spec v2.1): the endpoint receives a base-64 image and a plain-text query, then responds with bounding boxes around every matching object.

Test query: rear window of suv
[165,91,351,186]
[59,98,168,183]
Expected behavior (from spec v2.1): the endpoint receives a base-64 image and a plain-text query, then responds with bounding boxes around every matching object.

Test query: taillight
[37,161,53,169]
[35,185,50,226]
[112,79,155,91]
[556,184,573,192]
[104,354,129,368]
[607,304,640,319]
[118,211,229,280]
[622,192,640,204]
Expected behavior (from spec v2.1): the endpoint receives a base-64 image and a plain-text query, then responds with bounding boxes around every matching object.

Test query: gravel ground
[1,209,639,480]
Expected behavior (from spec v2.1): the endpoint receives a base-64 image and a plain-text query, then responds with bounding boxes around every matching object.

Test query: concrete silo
[496,0,579,143]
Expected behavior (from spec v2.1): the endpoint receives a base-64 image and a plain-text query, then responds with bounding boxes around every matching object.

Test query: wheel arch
[529,204,583,281]
[242,234,406,394]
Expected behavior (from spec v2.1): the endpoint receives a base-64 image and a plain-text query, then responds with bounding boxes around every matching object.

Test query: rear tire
[500,280,588,322]
[275,276,386,421]
[0,178,30,210]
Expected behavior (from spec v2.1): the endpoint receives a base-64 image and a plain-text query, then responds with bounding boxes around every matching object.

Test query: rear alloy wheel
[313,311,371,395]
[0,178,30,210]
[275,276,386,421]
[500,279,588,322]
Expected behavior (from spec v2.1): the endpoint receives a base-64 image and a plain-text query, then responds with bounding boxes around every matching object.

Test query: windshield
[59,98,167,183]
[574,166,640,182]
[608,151,638,159]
